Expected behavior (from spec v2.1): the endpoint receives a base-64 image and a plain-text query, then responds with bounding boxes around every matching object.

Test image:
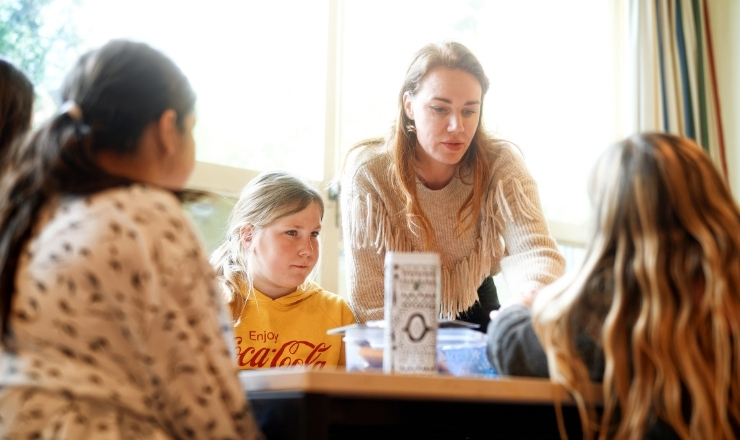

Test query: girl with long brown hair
[488,133,740,439]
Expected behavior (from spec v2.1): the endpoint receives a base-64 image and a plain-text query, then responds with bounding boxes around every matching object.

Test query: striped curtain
[625,0,727,177]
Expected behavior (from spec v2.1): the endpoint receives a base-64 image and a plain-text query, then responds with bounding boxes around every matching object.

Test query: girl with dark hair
[0,40,263,439]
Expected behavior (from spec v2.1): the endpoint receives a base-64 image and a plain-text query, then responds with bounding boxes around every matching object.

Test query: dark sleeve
[574,333,606,382]
[486,304,549,377]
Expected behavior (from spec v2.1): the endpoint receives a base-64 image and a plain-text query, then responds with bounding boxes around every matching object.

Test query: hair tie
[59,101,83,122]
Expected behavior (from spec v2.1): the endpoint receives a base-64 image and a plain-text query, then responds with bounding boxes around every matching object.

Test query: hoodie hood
[248,280,323,308]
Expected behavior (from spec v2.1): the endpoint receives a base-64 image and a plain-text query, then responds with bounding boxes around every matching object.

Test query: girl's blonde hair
[210,170,325,324]
[533,133,740,439]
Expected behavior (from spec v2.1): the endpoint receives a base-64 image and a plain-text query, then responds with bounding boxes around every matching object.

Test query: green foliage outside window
[1,0,81,125]
[0,0,79,84]
[0,0,53,85]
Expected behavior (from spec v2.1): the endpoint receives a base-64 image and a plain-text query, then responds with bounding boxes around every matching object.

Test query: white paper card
[383,252,441,374]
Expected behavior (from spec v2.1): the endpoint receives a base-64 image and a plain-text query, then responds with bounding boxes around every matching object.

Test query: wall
[708,0,740,197]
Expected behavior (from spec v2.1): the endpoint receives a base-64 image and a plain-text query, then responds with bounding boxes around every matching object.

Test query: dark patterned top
[0,185,263,439]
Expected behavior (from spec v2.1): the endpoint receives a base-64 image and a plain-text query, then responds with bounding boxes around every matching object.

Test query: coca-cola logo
[236,336,331,369]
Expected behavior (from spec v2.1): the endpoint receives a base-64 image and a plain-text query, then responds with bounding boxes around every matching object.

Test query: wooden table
[240,369,598,439]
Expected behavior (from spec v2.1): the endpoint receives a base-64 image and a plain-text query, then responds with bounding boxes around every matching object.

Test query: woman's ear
[239,225,254,249]
[402,92,414,120]
[156,109,180,157]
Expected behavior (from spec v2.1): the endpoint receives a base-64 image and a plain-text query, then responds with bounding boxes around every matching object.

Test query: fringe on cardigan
[346,176,540,318]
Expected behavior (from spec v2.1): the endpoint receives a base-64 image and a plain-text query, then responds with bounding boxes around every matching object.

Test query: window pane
[339,0,615,224]
[184,195,237,255]
[28,0,330,181]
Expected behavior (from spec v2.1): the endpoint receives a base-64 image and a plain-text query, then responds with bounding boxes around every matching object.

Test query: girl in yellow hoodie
[211,170,357,370]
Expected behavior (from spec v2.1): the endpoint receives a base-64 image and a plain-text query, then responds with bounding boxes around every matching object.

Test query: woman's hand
[489,289,538,320]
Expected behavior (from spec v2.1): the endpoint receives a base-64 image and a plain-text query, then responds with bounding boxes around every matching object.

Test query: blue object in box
[436,328,497,378]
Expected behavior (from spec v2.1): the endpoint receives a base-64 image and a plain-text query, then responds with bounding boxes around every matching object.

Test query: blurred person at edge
[0,57,34,159]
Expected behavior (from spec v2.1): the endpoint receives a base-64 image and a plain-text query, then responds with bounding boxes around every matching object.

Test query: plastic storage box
[338,325,497,378]
[436,328,497,377]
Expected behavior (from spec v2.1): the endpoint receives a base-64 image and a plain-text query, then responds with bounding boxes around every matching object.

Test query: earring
[406,123,416,134]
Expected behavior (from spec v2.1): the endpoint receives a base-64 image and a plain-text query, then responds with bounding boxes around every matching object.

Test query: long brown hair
[348,41,505,248]
[0,40,196,347]
[533,133,740,439]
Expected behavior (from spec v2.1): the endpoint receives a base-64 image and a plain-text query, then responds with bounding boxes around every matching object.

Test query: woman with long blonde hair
[341,41,564,330]
[487,132,740,439]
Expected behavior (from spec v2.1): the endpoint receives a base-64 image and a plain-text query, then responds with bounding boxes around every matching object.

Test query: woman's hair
[533,133,740,439]
[0,58,34,158]
[348,41,505,248]
[210,170,325,324]
[0,39,196,347]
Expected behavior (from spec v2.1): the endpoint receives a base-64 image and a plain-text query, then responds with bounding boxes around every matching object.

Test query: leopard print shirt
[0,185,263,440]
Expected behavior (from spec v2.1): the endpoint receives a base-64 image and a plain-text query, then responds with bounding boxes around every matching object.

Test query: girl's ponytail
[0,111,79,347]
[0,40,196,347]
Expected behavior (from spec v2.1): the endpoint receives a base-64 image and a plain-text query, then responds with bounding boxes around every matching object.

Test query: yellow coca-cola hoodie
[233,280,357,370]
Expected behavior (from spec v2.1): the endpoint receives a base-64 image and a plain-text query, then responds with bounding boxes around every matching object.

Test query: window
[74,0,331,180]
[9,0,615,299]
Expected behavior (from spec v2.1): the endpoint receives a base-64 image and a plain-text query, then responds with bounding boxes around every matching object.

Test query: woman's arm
[340,154,388,323]
[494,146,566,295]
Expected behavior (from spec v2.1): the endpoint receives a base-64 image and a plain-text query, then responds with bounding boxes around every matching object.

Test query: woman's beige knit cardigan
[340,141,565,323]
